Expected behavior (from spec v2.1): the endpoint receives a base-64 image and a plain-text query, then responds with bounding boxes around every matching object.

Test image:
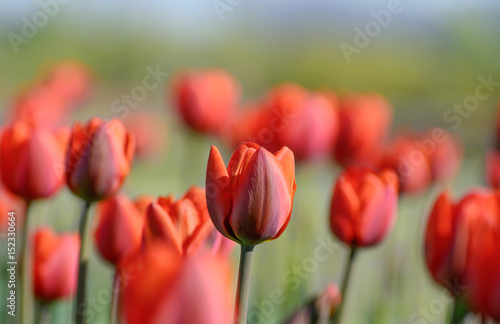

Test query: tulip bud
[171,69,240,134]
[329,167,398,247]
[65,118,135,202]
[94,194,144,266]
[0,121,66,201]
[122,243,233,324]
[33,227,80,302]
[206,142,296,245]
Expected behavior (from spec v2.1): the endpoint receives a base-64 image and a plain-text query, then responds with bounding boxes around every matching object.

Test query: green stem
[110,270,121,324]
[35,302,50,324]
[234,244,255,324]
[332,247,357,324]
[20,201,33,324]
[75,201,92,324]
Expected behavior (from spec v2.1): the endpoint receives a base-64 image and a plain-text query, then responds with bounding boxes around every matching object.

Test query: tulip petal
[205,146,234,240]
[330,174,360,245]
[145,202,182,254]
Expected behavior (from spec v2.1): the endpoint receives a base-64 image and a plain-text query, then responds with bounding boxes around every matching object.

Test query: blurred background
[1,0,500,323]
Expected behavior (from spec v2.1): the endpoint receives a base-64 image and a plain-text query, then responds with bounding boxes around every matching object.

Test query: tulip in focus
[334,93,392,167]
[330,167,399,247]
[122,243,233,324]
[143,186,217,255]
[33,228,80,302]
[66,118,135,202]
[0,121,66,202]
[206,142,296,245]
[94,194,144,266]
[171,69,240,134]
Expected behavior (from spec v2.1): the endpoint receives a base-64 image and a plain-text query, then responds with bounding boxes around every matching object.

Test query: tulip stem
[110,270,121,324]
[332,247,357,324]
[75,201,92,324]
[235,244,255,324]
[36,302,50,324]
[20,200,33,324]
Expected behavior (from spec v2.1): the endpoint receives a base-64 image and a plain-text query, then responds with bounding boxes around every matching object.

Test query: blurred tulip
[381,134,432,194]
[42,60,91,106]
[424,189,500,290]
[486,150,500,189]
[264,84,339,160]
[123,111,167,160]
[65,118,135,202]
[94,194,144,266]
[171,69,240,134]
[0,121,66,201]
[33,227,80,302]
[206,142,296,245]
[284,284,342,324]
[133,195,155,215]
[420,128,462,183]
[9,85,69,129]
[143,186,214,255]
[0,183,25,235]
[330,167,398,247]
[122,243,233,324]
[334,93,392,167]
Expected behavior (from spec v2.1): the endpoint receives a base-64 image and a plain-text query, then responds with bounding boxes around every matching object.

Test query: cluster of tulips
[0,63,499,324]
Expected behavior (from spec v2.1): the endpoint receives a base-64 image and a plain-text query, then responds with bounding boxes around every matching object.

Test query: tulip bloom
[206,142,296,245]
[0,121,66,201]
[334,93,392,167]
[143,186,215,255]
[424,189,500,288]
[486,150,500,189]
[66,118,135,202]
[122,243,233,324]
[123,112,167,160]
[94,194,144,266]
[264,84,339,160]
[381,135,432,194]
[33,228,80,302]
[42,60,92,106]
[330,167,398,247]
[171,69,239,134]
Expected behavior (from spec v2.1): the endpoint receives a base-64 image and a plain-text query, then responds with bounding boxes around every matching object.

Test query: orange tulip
[334,93,392,167]
[0,121,66,201]
[121,243,233,324]
[143,186,214,255]
[33,227,80,302]
[206,142,296,245]
[65,118,135,202]
[94,194,144,266]
[171,69,239,134]
[329,167,398,247]
[42,60,92,106]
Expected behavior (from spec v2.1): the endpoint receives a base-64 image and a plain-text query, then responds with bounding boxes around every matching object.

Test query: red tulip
[171,69,239,134]
[143,186,214,255]
[122,243,233,324]
[0,121,66,201]
[65,118,135,202]
[329,167,398,247]
[33,227,80,301]
[424,189,500,290]
[0,183,24,235]
[133,195,155,215]
[42,60,91,106]
[264,84,339,160]
[206,142,296,245]
[123,112,167,160]
[94,194,144,266]
[334,93,392,167]
[381,134,432,194]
